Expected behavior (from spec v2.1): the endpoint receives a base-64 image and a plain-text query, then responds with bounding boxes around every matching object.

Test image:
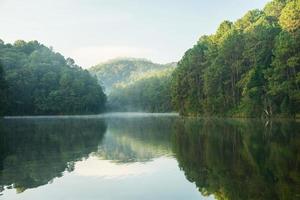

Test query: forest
[0,40,106,115]
[171,0,300,117]
[108,74,172,112]
[1,0,299,199]
[90,58,176,112]
[0,0,299,118]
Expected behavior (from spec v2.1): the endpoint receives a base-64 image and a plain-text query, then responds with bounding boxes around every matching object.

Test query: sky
[0,0,269,68]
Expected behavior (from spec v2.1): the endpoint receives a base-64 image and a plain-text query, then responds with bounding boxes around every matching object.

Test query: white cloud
[70,45,154,68]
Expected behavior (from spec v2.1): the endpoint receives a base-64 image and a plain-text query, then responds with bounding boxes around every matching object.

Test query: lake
[0,113,299,200]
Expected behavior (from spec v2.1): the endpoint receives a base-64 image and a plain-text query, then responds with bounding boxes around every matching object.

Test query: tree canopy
[108,72,173,112]
[90,58,176,112]
[171,0,300,117]
[0,40,106,115]
[90,58,176,92]
[0,63,7,115]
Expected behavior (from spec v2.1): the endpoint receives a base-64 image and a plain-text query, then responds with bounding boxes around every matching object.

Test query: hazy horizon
[0,0,269,68]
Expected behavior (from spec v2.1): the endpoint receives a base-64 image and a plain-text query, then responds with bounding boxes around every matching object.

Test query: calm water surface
[0,113,299,200]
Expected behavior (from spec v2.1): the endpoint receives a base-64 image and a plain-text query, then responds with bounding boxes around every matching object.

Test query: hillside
[89,58,176,93]
[0,40,106,115]
[108,71,173,112]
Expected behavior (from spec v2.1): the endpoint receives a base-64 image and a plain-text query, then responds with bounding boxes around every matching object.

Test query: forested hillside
[89,58,176,92]
[108,69,173,112]
[0,0,299,117]
[171,0,300,117]
[90,58,176,112]
[0,40,106,115]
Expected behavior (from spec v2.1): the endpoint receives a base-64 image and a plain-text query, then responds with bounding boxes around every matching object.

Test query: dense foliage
[172,0,300,117]
[0,40,106,115]
[0,63,7,115]
[90,58,176,92]
[108,70,173,112]
[90,58,176,112]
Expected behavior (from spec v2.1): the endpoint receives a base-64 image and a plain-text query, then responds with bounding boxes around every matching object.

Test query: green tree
[109,72,173,112]
[0,40,106,115]
[171,0,299,118]
[0,62,7,115]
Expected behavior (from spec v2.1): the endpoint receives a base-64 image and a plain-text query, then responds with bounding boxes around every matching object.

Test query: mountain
[89,58,177,93]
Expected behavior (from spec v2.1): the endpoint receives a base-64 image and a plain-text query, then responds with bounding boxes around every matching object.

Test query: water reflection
[0,118,107,193]
[75,156,166,179]
[172,119,300,200]
[0,115,299,200]
[95,116,175,163]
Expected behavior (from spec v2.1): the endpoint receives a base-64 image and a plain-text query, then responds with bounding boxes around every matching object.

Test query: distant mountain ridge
[89,58,177,93]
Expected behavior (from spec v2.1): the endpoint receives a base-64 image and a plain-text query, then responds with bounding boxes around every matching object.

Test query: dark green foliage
[171,0,300,117]
[0,62,7,115]
[0,40,106,115]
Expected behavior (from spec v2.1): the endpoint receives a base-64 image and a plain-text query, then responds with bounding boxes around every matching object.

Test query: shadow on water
[172,118,300,200]
[0,118,107,194]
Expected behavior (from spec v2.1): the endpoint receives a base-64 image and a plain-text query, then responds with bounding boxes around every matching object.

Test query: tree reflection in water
[0,118,107,193]
[0,116,299,200]
[172,119,300,200]
[95,116,175,163]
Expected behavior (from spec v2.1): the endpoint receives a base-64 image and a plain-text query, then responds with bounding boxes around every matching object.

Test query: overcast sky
[0,0,269,68]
